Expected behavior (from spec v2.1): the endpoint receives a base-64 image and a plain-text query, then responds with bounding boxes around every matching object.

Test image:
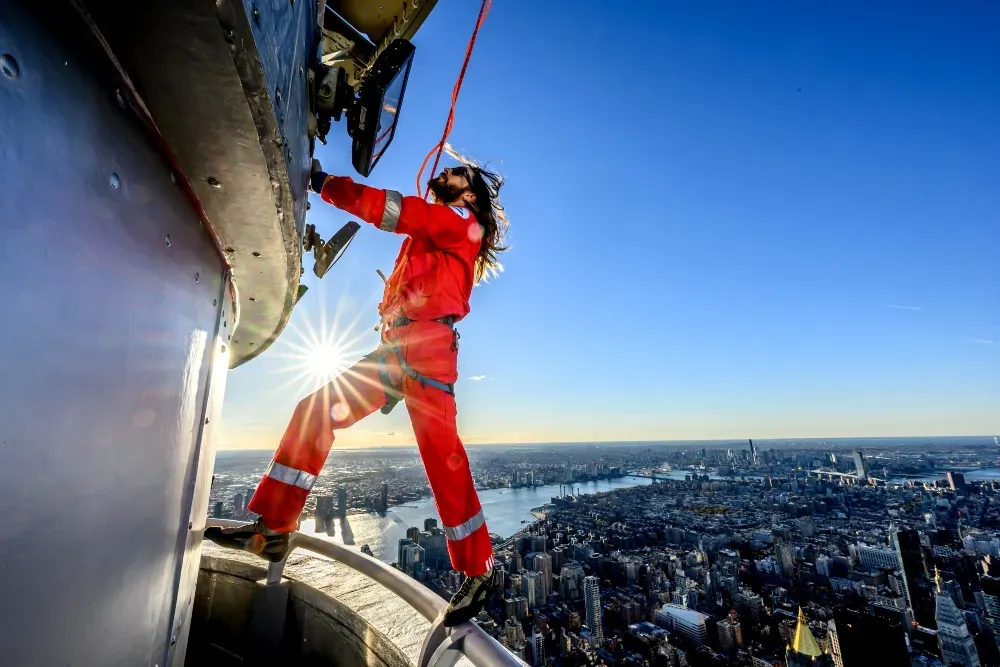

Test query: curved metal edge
[204,520,529,667]
[214,0,307,368]
[418,613,453,667]
[419,616,467,667]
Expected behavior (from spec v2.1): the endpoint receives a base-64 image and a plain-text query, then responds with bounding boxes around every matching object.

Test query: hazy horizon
[216,434,998,453]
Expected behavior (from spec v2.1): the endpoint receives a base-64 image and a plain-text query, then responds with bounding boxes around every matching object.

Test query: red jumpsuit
[247,176,495,577]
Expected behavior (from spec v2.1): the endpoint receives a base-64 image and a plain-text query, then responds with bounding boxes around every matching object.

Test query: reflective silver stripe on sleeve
[265,461,316,491]
[381,190,402,232]
[444,509,486,541]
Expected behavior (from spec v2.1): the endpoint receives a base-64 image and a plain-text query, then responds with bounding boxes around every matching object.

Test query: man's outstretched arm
[310,161,470,246]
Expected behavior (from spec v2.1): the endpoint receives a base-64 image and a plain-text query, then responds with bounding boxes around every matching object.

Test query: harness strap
[377,316,459,414]
[377,350,404,415]
[391,314,457,329]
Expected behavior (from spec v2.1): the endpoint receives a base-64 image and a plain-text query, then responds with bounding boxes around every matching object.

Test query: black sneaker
[203,518,290,563]
[443,568,501,627]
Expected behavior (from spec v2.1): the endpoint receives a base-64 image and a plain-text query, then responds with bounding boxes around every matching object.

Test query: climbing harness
[377,316,460,415]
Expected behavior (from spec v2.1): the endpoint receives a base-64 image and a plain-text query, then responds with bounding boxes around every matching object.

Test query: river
[297,467,1000,564]
[301,476,652,563]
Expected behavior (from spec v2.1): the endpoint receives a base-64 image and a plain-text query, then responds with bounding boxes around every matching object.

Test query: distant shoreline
[216,434,998,455]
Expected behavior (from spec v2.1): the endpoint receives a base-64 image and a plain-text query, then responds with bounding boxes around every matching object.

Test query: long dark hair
[465,164,509,283]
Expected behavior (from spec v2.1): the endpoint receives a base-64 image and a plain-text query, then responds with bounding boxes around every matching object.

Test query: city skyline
[215,423,999,451]
[206,437,1000,666]
[219,0,999,451]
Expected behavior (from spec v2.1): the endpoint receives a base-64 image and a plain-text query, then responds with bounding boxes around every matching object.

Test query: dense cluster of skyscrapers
[386,441,1000,667]
[207,440,999,667]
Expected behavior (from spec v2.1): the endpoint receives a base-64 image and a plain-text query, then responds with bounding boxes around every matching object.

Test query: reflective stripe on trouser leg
[443,510,486,541]
[403,375,494,577]
[248,350,390,531]
[264,461,317,490]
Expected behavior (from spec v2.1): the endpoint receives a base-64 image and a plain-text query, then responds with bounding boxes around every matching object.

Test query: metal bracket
[418,615,475,667]
[264,534,298,586]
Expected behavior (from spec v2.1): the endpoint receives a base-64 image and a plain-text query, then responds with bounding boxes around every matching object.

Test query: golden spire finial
[934,565,943,592]
[791,607,822,658]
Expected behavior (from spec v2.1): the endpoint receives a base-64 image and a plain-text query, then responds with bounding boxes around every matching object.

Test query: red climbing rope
[375,0,492,332]
[415,0,492,199]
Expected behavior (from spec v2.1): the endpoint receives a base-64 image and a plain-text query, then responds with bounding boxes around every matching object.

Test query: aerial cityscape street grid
[210,437,1000,667]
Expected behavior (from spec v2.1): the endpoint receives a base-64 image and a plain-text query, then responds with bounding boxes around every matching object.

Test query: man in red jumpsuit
[206,159,508,627]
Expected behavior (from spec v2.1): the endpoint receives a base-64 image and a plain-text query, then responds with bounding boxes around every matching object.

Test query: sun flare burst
[270,280,377,399]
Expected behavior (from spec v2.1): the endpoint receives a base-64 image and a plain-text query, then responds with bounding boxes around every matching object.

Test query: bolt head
[0,53,19,80]
[109,172,121,189]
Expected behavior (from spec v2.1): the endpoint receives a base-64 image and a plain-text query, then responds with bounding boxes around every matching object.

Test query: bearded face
[427,169,472,204]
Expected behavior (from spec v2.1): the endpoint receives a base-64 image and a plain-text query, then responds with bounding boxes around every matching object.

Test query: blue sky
[220,0,999,449]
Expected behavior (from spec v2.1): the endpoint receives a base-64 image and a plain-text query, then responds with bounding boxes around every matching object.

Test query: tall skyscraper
[976,574,1000,648]
[510,596,529,621]
[776,542,795,577]
[935,569,981,667]
[832,607,909,667]
[424,517,438,531]
[398,538,413,567]
[504,617,525,647]
[947,471,968,496]
[379,482,389,511]
[560,563,585,601]
[532,552,553,600]
[400,542,425,578]
[826,619,843,667]
[337,487,347,516]
[892,527,936,628]
[521,570,543,609]
[717,610,742,654]
[584,575,603,642]
[529,626,545,666]
[853,450,868,481]
[420,529,447,571]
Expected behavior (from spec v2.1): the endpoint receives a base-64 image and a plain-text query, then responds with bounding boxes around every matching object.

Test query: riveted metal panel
[83,0,318,367]
[0,3,228,665]
[238,0,315,243]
